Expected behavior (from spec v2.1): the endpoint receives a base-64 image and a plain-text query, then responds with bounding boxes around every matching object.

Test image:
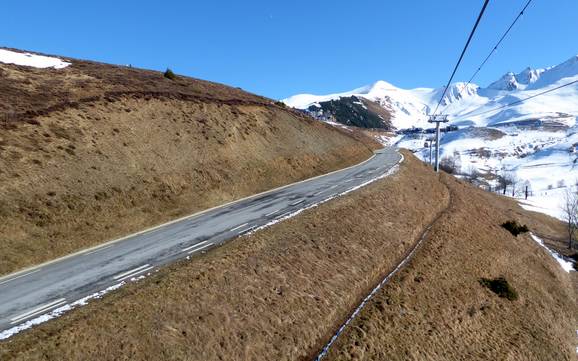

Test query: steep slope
[0,152,574,361]
[325,173,576,361]
[0,48,378,276]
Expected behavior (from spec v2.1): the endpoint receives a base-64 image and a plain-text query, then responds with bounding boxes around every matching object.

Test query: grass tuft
[501,220,529,237]
[479,277,518,301]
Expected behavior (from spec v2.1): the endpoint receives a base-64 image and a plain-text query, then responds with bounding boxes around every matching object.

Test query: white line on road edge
[187,243,213,254]
[0,269,40,286]
[0,151,382,285]
[230,223,249,232]
[83,244,114,256]
[246,153,404,242]
[290,199,305,206]
[113,264,151,280]
[0,282,124,340]
[278,212,292,219]
[115,266,154,282]
[10,298,66,324]
[181,240,209,252]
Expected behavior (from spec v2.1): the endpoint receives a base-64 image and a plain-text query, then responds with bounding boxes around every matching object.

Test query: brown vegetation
[0,151,449,360]
[325,173,576,361]
[0,50,379,275]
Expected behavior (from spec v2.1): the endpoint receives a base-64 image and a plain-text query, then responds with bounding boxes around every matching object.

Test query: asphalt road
[0,147,401,335]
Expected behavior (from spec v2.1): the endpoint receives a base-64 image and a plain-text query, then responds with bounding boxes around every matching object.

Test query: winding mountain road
[0,147,401,336]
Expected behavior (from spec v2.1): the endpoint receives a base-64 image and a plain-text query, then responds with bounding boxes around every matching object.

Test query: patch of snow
[0,272,153,340]
[0,49,70,69]
[530,233,574,273]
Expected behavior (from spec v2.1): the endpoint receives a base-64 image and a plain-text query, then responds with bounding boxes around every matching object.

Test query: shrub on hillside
[479,277,518,301]
[439,153,461,174]
[501,220,529,237]
[163,68,177,80]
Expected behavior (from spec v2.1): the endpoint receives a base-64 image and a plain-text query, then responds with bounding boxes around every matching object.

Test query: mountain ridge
[283,54,578,130]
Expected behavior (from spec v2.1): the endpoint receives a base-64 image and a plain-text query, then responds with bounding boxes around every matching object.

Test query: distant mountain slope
[283,55,578,130]
[285,55,578,218]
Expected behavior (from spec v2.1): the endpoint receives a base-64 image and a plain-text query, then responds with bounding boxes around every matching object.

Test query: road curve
[0,147,402,336]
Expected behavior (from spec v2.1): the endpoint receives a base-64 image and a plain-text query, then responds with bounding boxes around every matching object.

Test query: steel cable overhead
[442,0,533,114]
[432,0,490,115]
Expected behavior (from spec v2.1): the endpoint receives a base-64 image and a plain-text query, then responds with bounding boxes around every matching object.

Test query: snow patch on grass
[0,49,70,69]
[530,233,574,273]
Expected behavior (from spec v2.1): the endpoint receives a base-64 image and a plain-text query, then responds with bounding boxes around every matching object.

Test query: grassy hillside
[0,48,378,275]
[326,174,577,360]
[0,152,574,360]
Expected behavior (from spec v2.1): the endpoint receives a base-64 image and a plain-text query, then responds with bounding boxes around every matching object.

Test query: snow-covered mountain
[284,55,578,220]
[283,55,578,131]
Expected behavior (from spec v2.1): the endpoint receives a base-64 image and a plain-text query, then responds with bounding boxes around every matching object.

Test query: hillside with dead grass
[0,152,574,361]
[0,49,379,275]
[0,151,449,360]
[325,174,577,361]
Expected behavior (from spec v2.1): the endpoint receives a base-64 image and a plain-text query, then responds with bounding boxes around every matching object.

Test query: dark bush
[163,68,177,80]
[439,155,460,174]
[501,220,529,236]
[479,277,518,301]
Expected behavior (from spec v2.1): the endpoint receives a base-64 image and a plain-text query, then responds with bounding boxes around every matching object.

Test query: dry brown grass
[325,173,577,361]
[0,94,377,276]
[0,151,449,361]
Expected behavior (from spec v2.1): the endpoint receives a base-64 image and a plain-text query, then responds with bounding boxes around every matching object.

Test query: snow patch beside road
[0,277,147,340]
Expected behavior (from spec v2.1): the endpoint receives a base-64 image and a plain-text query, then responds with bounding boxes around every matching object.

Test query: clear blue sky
[2,0,577,99]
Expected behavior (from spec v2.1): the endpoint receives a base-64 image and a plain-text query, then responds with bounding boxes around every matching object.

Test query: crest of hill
[0,47,275,125]
[0,47,378,275]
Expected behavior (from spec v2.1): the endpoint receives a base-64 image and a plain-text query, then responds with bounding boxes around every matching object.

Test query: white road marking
[187,243,213,254]
[290,199,305,206]
[83,244,114,256]
[0,269,40,286]
[182,240,209,252]
[10,298,66,324]
[0,154,382,287]
[230,223,249,232]
[265,209,282,217]
[116,266,154,282]
[330,185,339,189]
[113,264,151,280]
